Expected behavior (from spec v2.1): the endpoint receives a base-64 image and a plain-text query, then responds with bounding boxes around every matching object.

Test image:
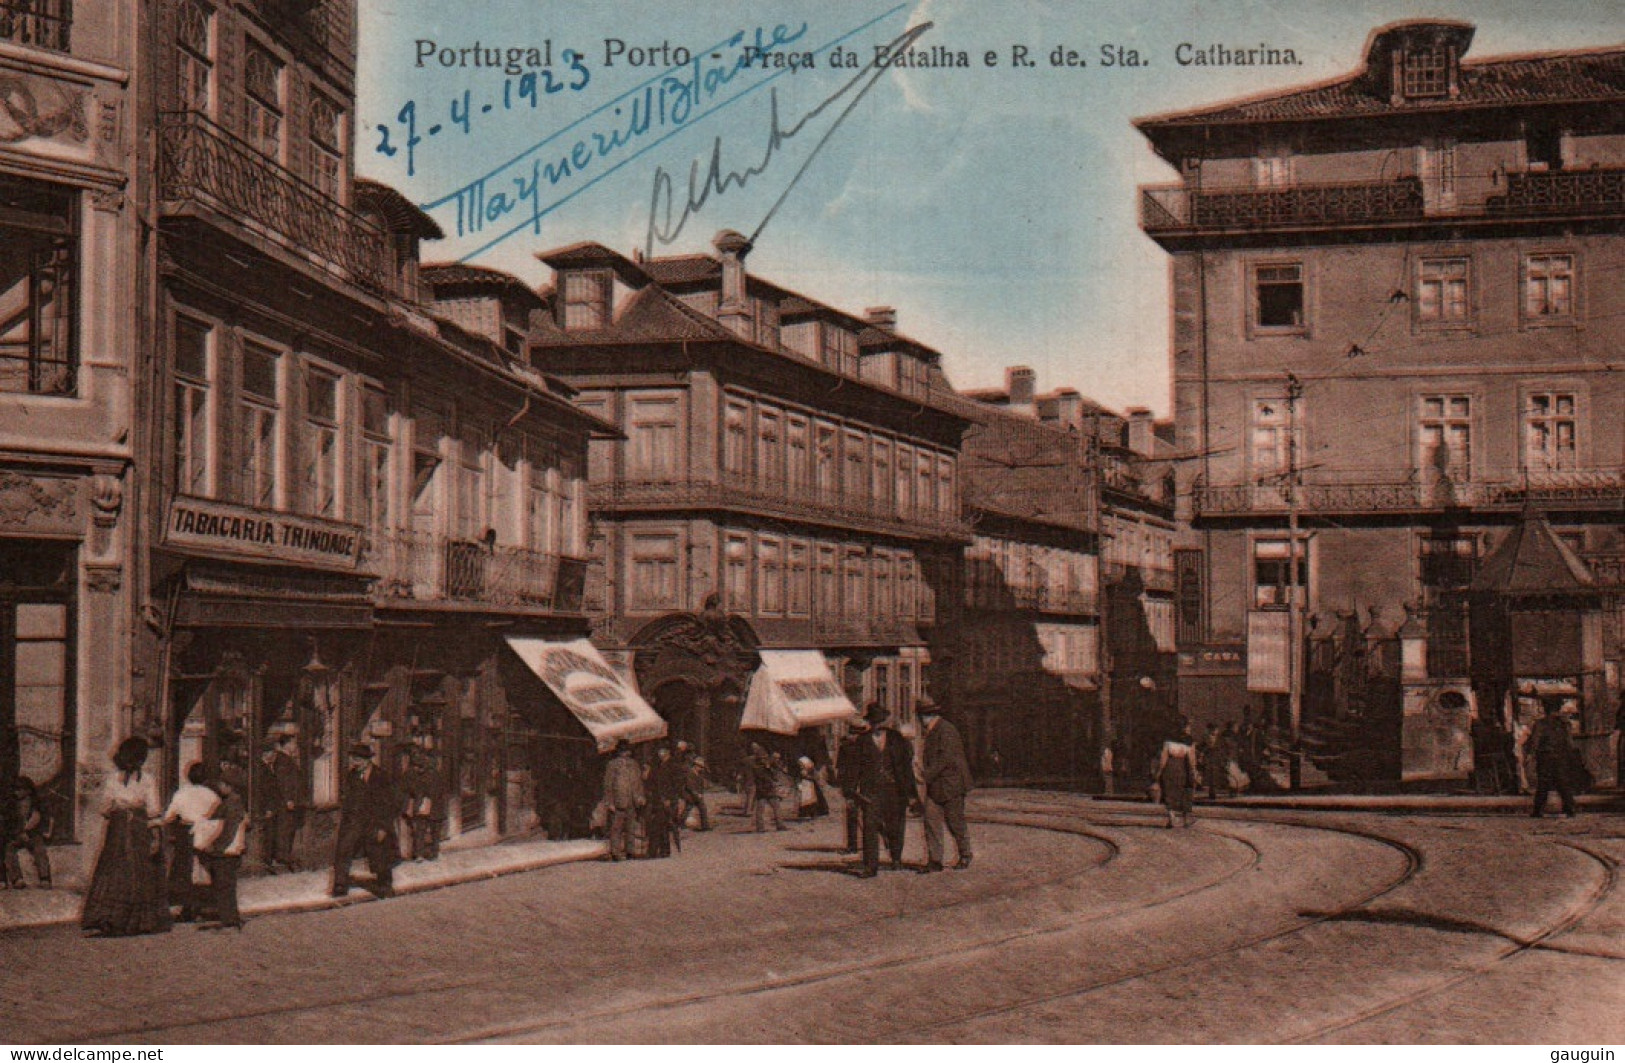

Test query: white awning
[505,637,667,751]
[740,650,860,736]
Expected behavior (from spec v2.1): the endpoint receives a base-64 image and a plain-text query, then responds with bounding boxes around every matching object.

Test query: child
[199,763,248,930]
[4,777,52,889]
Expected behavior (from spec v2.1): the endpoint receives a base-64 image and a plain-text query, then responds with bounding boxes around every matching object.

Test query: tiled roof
[1138,48,1625,130]
[528,284,735,347]
[641,255,719,285]
[421,262,545,309]
[353,179,444,240]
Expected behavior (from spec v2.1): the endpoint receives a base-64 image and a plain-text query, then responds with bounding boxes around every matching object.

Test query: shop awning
[740,650,860,735]
[505,637,667,750]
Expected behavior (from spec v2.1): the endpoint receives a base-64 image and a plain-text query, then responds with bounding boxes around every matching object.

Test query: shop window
[174,0,213,113]
[239,342,281,508]
[173,315,214,497]
[1525,392,1578,473]
[1251,263,1305,332]
[243,40,284,161]
[0,177,77,396]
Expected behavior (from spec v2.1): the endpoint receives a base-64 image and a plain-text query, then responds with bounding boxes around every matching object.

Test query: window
[1419,395,1471,477]
[1417,258,1469,324]
[753,296,780,349]
[557,457,582,556]
[899,556,917,620]
[1402,47,1448,97]
[758,537,784,615]
[174,0,213,113]
[1419,141,1457,209]
[894,444,913,511]
[871,439,892,509]
[302,365,341,518]
[758,407,783,485]
[1250,398,1298,479]
[0,177,76,396]
[723,400,750,476]
[822,325,858,375]
[454,428,485,540]
[725,533,750,612]
[239,343,280,508]
[360,385,392,533]
[915,450,932,513]
[842,547,866,616]
[816,544,838,617]
[1526,128,1564,172]
[873,551,893,619]
[1525,392,1578,473]
[1253,538,1309,609]
[786,416,810,492]
[1524,254,1574,320]
[1420,532,1478,590]
[787,541,810,616]
[243,41,284,160]
[936,456,955,514]
[628,395,680,479]
[842,431,866,499]
[630,534,679,610]
[525,465,554,553]
[173,316,213,497]
[561,270,610,329]
[308,94,344,199]
[813,423,837,495]
[1253,154,1293,189]
[1252,263,1304,331]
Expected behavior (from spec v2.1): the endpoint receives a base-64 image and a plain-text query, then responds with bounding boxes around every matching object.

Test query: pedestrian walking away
[81,736,172,937]
[835,723,867,853]
[198,762,249,930]
[1156,727,1199,829]
[1525,700,1579,818]
[602,741,645,861]
[852,702,915,876]
[160,762,218,922]
[331,743,401,897]
[918,696,973,872]
[675,740,710,831]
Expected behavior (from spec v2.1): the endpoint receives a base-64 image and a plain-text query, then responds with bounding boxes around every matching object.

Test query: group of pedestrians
[599,739,710,861]
[836,696,973,877]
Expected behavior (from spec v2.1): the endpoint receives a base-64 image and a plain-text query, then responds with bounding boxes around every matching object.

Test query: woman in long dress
[80,737,172,937]
[1156,729,1199,829]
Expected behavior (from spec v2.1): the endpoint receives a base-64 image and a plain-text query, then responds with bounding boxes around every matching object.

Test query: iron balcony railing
[1489,168,1625,217]
[1141,177,1424,234]
[1192,469,1625,518]
[365,530,588,612]
[0,0,71,51]
[587,473,973,541]
[998,585,1099,615]
[158,110,395,296]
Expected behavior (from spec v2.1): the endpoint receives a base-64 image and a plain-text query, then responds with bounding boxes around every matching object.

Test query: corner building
[1138,21,1623,784]
[528,233,972,779]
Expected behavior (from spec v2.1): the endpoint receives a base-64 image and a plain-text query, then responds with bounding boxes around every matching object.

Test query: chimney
[864,306,898,332]
[1052,389,1083,429]
[713,229,752,337]
[1126,407,1154,455]
[1006,366,1037,416]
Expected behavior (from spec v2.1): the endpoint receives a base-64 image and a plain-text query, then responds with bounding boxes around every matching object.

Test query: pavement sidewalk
[1087,790,1625,814]
[0,835,608,933]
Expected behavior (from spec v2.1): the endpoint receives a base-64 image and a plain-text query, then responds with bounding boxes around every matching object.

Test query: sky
[355,0,1622,416]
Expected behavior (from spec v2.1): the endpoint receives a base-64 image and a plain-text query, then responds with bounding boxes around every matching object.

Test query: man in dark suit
[918,696,974,872]
[852,702,916,877]
[331,742,402,898]
[835,720,868,853]
[262,732,305,872]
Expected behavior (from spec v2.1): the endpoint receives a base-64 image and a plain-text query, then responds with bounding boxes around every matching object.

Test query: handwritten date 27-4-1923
[374,54,592,177]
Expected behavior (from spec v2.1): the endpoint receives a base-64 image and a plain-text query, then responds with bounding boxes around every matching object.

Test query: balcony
[588,473,973,542]
[810,614,921,645]
[1192,469,1625,519]
[1489,169,1625,218]
[0,0,70,51]
[1141,177,1424,236]
[365,530,587,613]
[158,111,395,297]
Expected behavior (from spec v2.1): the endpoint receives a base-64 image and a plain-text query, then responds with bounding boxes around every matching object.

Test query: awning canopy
[740,650,860,735]
[505,637,667,751]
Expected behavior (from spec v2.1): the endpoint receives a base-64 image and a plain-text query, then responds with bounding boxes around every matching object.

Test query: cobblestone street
[2,793,1621,1044]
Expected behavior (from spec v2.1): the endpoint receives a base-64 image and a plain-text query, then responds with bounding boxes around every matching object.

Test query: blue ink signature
[414,6,910,263]
[644,21,934,256]
[375,51,593,178]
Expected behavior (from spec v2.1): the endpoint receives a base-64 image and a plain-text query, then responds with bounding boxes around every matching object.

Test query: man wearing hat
[198,763,248,929]
[331,743,401,897]
[918,695,974,872]
[601,740,645,861]
[851,702,915,877]
[262,731,304,873]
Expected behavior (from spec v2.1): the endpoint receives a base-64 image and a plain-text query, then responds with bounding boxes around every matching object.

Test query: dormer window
[1402,47,1449,97]
[561,270,611,329]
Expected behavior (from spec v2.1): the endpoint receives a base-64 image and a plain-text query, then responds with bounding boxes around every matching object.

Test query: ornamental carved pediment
[0,471,79,530]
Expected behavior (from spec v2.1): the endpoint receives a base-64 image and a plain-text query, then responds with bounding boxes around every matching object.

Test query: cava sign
[166,496,362,570]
